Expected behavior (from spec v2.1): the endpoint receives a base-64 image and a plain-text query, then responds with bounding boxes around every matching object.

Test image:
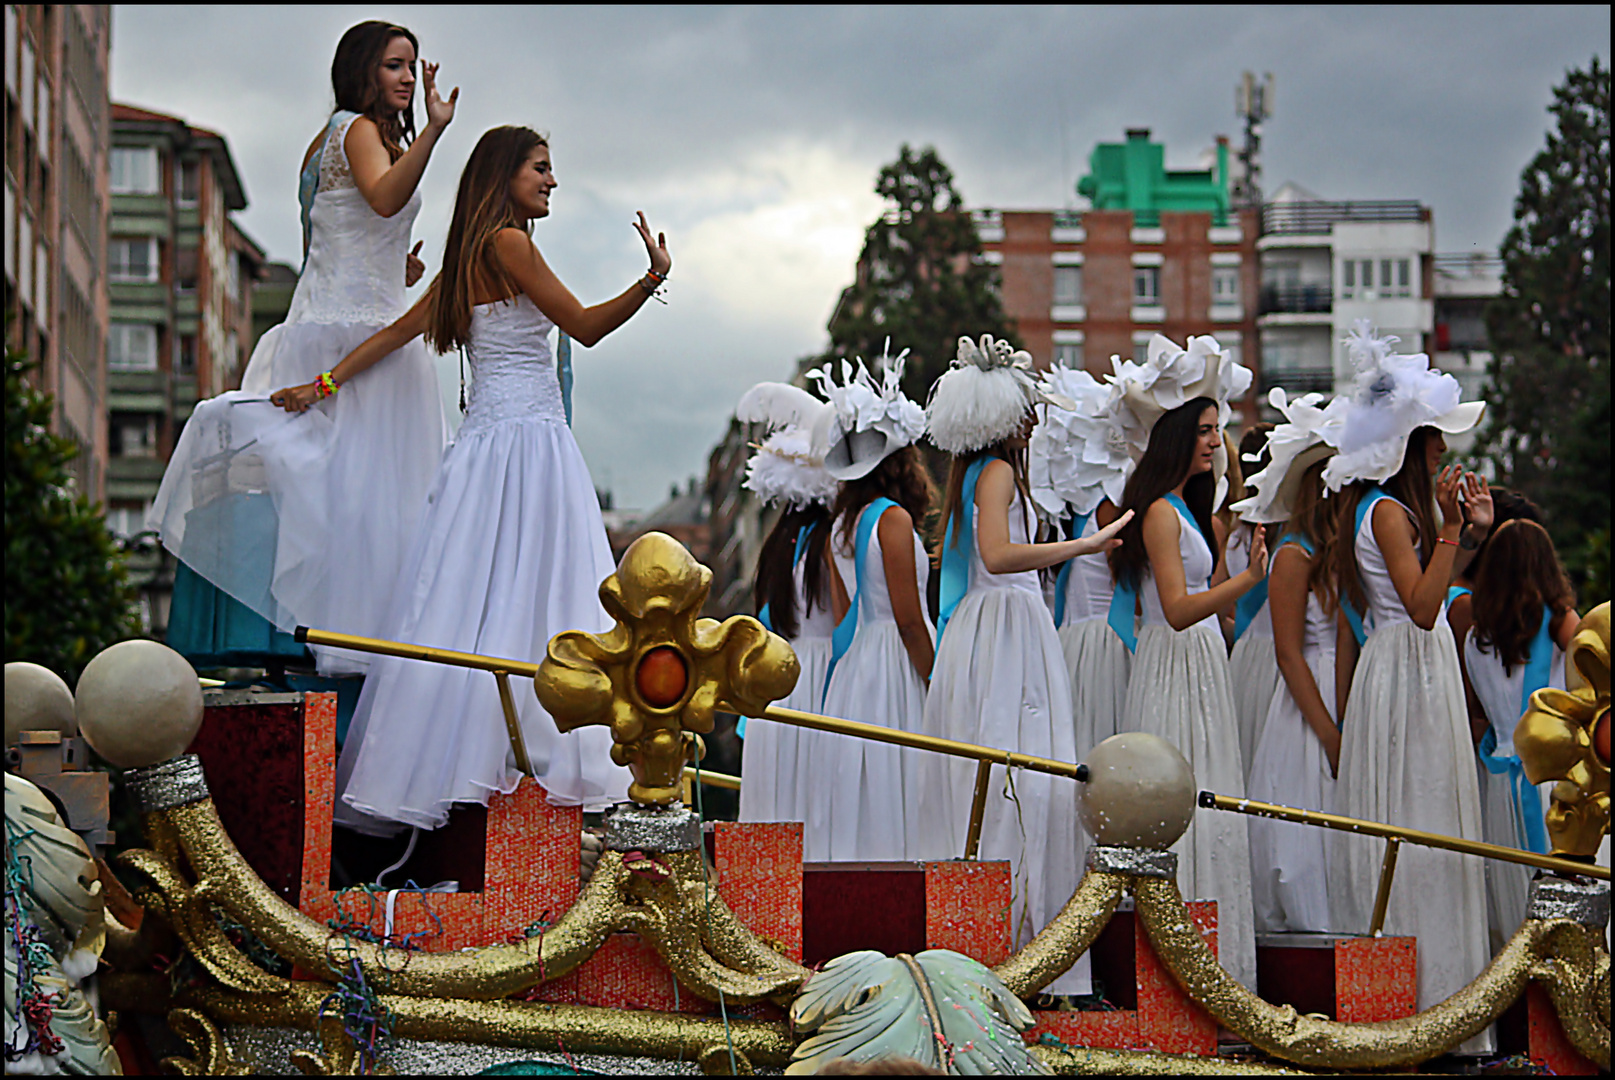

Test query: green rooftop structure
[1077,128,1230,226]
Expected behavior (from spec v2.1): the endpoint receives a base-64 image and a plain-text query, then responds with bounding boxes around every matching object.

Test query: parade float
[5,532,1610,1075]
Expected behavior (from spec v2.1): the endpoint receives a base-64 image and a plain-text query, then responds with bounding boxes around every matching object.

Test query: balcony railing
[1259,370,1336,397]
[1258,284,1332,315]
[1262,200,1425,235]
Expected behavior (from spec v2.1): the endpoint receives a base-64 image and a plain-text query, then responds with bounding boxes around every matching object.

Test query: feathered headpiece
[806,341,927,481]
[1027,363,1134,520]
[925,335,1077,456]
[1320,321,1484,492]
[1227,388,1338,524]
[735,381,838,509]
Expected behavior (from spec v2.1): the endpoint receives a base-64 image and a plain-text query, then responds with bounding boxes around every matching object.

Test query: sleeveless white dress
[148,111,447,675]
[1247,543,1337,933]
[1120,498,1256,989]
[740,549,835,826]
[334,295,629,833]
[1327,496,1489,1044]
[1463,631,1562,953]
[801,505,932,862]
[915,490,1090,995]
[1227,523,1281,784]
[1056,515,1131,768]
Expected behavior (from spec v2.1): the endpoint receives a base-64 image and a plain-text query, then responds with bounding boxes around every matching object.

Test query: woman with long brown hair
[274,125,671,835]
[150,20,457,676]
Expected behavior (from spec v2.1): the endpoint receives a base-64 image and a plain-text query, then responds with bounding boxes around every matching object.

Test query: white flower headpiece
[925,334,1077,456]
[735,380,839,508]
[1028,363,1133,521]
[806,340,927,481]
[1320,321,1484,492]
[1227,388,1339,524]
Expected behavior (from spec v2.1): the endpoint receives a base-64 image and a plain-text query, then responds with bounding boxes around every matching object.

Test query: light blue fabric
[1447,584,1473,606]
[558,331,574,426]
[1234,577,1269,642]
[299,111,357,269]
[825,500,895,697]
[937,458,989,643]
[1476,605,1554,855]
[1340,486,1390,647]
[743,523,816,739]
[1107,580,1139,653]
[1051,511,1092,629]
[1277,532,1316,557]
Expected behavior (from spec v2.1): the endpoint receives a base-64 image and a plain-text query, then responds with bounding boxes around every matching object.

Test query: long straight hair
[1470,519,1576,674]
[833,444,937,554]
[1330,426,1440,617]
[752,503,833,641]
[331,21,418,163]
[1283,457,1340,611]
[1108,397,1218,593]
[933,439,1033,557]
[426,127,547,353]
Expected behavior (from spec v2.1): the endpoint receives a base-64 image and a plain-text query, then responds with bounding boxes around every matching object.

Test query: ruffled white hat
[805,342,927,481]
[1028,363,1134,521]
[925,334,1077,456]
[1227,388,1338,524]
[735,380,839,508]
[1320,321,1484,493]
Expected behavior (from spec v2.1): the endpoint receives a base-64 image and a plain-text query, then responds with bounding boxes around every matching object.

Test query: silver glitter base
[1088,844,1178,879]
[125,754,210,811]
[1527,874,1610,927]
[605,801,702,853]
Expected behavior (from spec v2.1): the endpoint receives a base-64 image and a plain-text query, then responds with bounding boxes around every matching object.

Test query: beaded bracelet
[314,371,340,399]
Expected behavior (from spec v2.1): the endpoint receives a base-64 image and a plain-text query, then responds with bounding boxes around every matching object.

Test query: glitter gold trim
[992,870,1126,997]
[159,1008,256,1075]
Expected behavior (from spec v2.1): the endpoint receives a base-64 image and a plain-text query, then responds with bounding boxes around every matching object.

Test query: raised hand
[1461,471,1493,532]
[1074,508,1133,556]
[1435,463,1465,526]
[269,383,319,413]
[633,211,672,277]
[422,61,459,133]
[405,241,425,287]
[1247,523,1269,582]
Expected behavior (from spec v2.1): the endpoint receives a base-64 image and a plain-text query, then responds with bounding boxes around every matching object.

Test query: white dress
[148,111,447,675]
[334,295,630,833]
[804,505,932,862]
[740,548,835,826]
[1056,515,1131,767]
[1328,495,1489,1039]
[1464,631,1562,954]
[1247,544,1337,933]
[1227,524,1280,784]
[1120,498,1257,990]
[915,490,1090,995]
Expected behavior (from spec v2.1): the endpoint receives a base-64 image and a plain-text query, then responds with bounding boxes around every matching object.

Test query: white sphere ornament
[74,640,204,768]
[5,662,78,748]
[1078,732,1196,850]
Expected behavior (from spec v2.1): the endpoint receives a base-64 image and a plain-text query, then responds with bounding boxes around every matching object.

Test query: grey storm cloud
[111,5,1608,510]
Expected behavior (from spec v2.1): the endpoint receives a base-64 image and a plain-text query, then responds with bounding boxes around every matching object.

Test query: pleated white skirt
[1230,631,1280,787]
[1058,616,1131,764]
[740,635,832,827]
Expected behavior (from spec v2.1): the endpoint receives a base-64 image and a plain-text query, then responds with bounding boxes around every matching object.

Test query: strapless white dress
[334,295,630,832]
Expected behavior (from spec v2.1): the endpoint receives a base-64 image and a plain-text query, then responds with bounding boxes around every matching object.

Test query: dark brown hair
[1330,426,1441,617]
[752,503,833,641]
[332,21,419,163]
[1108,397,1218,593]
[1466,488,1543,580]
[426,127,548,353]
[1282,457,1339,611]
[934,440,1033,558]
[833,444,937,556]
[1470,519,1576,674]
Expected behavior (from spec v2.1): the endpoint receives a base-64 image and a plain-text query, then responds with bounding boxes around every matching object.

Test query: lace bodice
[832,505,931,627]
[458,295,564,434]
[1141,498,1217,631]
[285,112,420,327]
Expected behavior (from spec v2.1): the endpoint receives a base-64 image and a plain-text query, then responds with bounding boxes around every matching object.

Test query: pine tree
[1479,58,1610,600]
[814,144,1018,404]
[5,339,140,684]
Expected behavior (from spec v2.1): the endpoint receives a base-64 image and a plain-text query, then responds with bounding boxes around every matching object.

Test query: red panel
[484,779,580,944]
[299,692,339,916]
[191,697,305,902]
[1135,899,1216,1055]
[1333,936,1416,1022]
[802,864,926,965]
[1027,1008,1143,1050]
[923,861,1012,967]
[571,932,715,1014]
[713,821,803,963]
[1527,982,1598,1076]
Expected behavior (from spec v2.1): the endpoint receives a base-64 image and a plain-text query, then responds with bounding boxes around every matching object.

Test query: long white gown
[148,110,447,675]
[1463,630,1562,954]
[803,505,931,862]
[1120,498,1257,990]
[915,490,1090,995]
[1247,545,1337,933]
[1227,523,1280,784]
[1056,515,1132,768]
[740,548,835,826]
[1328,495,1489,1046]
[334,295,630,833]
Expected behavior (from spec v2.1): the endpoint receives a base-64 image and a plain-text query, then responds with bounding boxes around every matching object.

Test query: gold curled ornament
[1517,601,1610,857]
[535,531,799,805]
[158,1007,256,1075]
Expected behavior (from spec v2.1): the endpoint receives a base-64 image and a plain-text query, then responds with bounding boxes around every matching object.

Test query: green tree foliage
[5,340,140,684]
[1480,58,1610,602]
[815,144,1018,404]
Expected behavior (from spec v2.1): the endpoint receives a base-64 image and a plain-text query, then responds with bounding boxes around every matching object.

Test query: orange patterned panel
[572,932,716,1015]
[1333,936,1416,1022]
[1027,1009,1143,1050]
[713,822,803,963]
[1526,982,1596,1075]
[299,692,339,914]
[1135,899,1216,1055]
[923,861,1012,967]
[484,779,580,943]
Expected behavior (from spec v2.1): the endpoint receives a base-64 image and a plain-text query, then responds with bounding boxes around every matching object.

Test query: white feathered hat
[925,334,1077,456]
[805,341,927,481]
[1027,363,1134,521]
[1227,388,1338,524]
[734,381,839,509]
[1320,321,1484,493]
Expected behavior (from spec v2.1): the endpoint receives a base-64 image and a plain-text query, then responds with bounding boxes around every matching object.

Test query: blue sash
[937,458,989,643]
[745,523,816,739]
[301,112,358,268]
[1475,606,1553,854]
[1107,580,1139,653]
[1050,511,1092,629]
[825,500,896,696]
[558,332,575,426]
[1234,577,1269,642]
[1447,584,1472,606]
[1277,532,1315,557]
[1340,486,1389,647]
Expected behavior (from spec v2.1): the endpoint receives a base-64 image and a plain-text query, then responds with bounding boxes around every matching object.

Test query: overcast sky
[111,5,1608,511]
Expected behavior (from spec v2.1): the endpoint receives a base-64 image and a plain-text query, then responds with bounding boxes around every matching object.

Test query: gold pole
[1368,837,1401,937]
[962,759,994,860]
[492,670,534,777]
[297,626,542,677]
[683,767,741,792]
[1201,792,1609,881]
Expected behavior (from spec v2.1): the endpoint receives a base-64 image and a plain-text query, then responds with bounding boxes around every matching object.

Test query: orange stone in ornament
[635,647,688,708]
[1595,709,1610,768]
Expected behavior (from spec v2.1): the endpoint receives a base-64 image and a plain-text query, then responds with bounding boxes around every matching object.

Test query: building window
[1054,343,1085,369]
[106,504,152,539]
[176,334,197,375]
[177,158,201,205]
[1212,267,1240,305]
[1133,265,1161,306]
[176,246,198,293]
[108,237,159,282]
[110,413,160,458]
[1054,266,1084,306]
[227,252,242,303]
[1395,258,1411,298]
[111,147,161,194]
[108,323,159,371]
